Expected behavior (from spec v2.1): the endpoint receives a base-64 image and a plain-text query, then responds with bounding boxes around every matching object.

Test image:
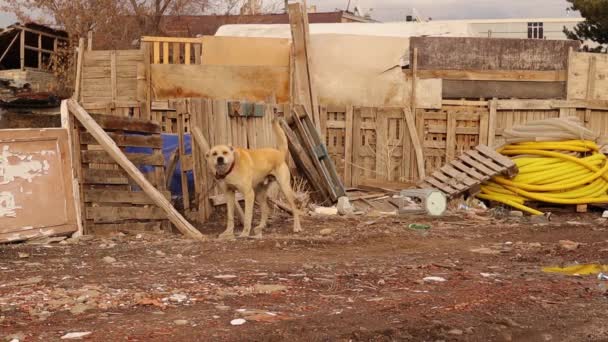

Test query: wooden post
[60,101,84,237]
[87,31,93,51]
[488,98,497,148]
[19,29,24,70]
[410,47,418,114]
[176,105,190,211]
[344,105,354,186]
[37,33,42,69]
[73,38,85,101]
[288,2,321,134]
[110,50,117,110]
[445,110,456,162]
[65,99,205,240]
[404,107,425,179]
[141,42,152,121]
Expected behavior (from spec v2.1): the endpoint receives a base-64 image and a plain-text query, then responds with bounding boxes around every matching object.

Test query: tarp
[215,20,474,39]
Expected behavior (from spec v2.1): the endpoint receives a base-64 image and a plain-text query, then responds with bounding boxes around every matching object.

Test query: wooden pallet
[418,144,518,198]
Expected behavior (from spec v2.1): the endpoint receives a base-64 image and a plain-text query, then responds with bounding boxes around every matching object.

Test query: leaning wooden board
[0,128,80,243]
[417,144,518,198]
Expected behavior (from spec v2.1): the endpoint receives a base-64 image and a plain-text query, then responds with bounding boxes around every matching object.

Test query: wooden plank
[375,108,388,179]
[162,42,169,64]
[141,42,152,121]
[201,36,290,67]
[411,37,579,71]
[427,126,479,135]
[142,36,203,43]
[150,64,289,103]
[110,50,117,103]
[478,107,489,145]
[87,113,160,133]
[80,132,161,148]
[586,55,597,100]
[82,150,164,166]
[460,154,495,176]
[415,69,567,82]
[465,150,502,173]
[172,42,180,64]
[445,110,456,162]
[404,107,425,179]
[432,170,467,191]
[344,105,354,186]
[442,99,489,107]
[488,98,497,148]
[83,169,129,185]
[441,164,477,187]
[19,29,24,69]
[410,47,418,114]
[74,38,85,101]
[177,105,190,210]
[67,100,204,240]
[496,99,553,110]
[450,160,485,181]
[87,221,164,234]
[184,42,191,65]
[85,190,170,204]
[475,145,515,168]
[443,80,565,99]
[423,112,480,121]
[86,207,168,223]
[60,102,84,237]
[426,176,457,195]
[153,42,160,64]
[194,44,201,64]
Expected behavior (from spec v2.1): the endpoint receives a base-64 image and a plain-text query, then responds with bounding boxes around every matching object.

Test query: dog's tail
[272,118,289,159]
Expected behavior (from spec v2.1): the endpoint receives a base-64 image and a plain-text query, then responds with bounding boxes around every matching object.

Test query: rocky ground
[1,210,608,341]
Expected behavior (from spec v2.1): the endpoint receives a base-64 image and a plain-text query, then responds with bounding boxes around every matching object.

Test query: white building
[446,18,584,40]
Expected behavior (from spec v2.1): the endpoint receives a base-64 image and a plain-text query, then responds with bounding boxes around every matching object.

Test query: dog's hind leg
[219,190,236,240]
[239,189,255,238]
[274,164,302,233]
[253,185,270,238]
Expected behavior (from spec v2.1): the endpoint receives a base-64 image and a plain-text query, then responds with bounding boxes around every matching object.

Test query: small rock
[377,279,386,285]
[215,305,231,311]
[530,214,550,224]
[174,319,189,326]
[6,332,25,342]
[17,252,29,258]
[469,247,500,255]
[136,234,143,239]
[253,284,287,294]
[168,293,188,303]
[214,274,237,280]
[559,240,580,251]
[314,206,338,215]
[152,311,165,315]
[337,196,355,215]
[155,250,166,257]
[448,329,463,336]
[230,318,247,326]
[465,327,474,334]
[319,228,334,236]
[102,256,116,264]
[61,332,92,340]
[541,333,553,341]
[70,304,93,315]
[423,276,447,283]
[509,211,523,217]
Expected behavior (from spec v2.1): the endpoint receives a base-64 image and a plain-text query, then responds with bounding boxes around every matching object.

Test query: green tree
[564,0,608,52]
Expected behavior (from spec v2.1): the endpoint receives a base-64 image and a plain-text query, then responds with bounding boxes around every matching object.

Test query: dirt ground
[2,210,608,341]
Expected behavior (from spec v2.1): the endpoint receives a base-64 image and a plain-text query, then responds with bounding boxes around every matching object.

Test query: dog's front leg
[239,189,255,238]
[219,190,236,240]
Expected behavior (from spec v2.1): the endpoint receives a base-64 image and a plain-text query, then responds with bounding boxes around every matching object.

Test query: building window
[528,22,544,39]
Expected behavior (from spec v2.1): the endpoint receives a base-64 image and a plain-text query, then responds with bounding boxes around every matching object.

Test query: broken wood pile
[282,104,345,204]
[63,100,203,239]
[417,144,518,198]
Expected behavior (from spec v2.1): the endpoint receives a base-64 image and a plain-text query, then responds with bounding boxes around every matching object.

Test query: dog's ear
[205,151,210,158]
[229,145,234,152]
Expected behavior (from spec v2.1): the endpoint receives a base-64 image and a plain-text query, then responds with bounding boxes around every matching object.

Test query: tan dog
[206,118,301,239]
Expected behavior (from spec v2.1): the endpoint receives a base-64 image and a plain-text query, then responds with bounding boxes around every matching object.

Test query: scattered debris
[559,240,581,251]
[61,332,92,340]
[448,328,464,336]
[252,284,287,294]
[337,196,355,215]
[168,294,188,303]
[319,228,334,236]
[469,247,501,255]
[408,223,431,231]
[314,206,338,215]
[510,211,524,217]
[214,275,238,280]
[174,319,189,326]
[102,256,116,264]
[598,273,608,281]
[230,318,247,326]
[155,250,166,257]
[423,276,447,283]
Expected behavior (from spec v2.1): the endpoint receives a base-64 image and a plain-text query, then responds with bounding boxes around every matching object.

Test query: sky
[309,0,579,22]
[0,0,579,27]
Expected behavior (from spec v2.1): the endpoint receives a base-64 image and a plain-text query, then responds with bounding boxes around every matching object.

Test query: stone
[559,240,580,251]
[174,319,189,326]
[230,318,246,326]
[448,329,463,335]
[337,196,355,215]
[253,284,287,294]
[509,211,523,217]
[17,252,29,258]
[155,250,166,257]
[102,256,116,264]
[61,332,91,340]
[319,228,334,236]
[70,304,93,315]
[215,305,231,311]
[423,276,447,283]
[314,207,338,215]
[168,293,188,303]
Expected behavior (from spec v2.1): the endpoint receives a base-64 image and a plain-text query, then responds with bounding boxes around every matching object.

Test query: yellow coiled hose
[477,140,608,215]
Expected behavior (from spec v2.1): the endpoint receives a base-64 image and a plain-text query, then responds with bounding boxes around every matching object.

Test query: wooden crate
[69,113,169,234]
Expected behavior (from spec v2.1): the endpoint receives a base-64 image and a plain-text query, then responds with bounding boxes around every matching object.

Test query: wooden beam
[73,38,85,101]
[410,47,418,113]
[110,50,117,105]
[87,31,93,51]
[488,98,497,148]
[24,45,55,54]
[404,107,425,178]
[344,105,353,187]
[586,55,597,100]
[414,69,567,82]
[14,25,68,41]
[19,29,24,70]
[65,99,205,241]
[191,126,211,154]
[37,33,42,69]
[0,32,20,65]
[60,101,84,238]
[142,36,203,43]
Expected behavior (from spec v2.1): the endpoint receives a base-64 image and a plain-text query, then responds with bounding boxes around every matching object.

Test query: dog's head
[206,144,236,173]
